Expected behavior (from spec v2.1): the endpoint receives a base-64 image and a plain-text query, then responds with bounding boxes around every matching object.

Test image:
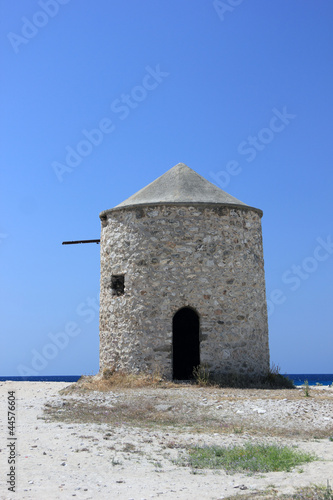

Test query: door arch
[172,307,200,380]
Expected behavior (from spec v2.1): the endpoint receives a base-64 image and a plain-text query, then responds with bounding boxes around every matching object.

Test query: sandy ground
[0,381,333,499]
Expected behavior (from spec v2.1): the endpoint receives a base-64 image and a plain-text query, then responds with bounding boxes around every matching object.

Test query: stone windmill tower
[99,163,269,380]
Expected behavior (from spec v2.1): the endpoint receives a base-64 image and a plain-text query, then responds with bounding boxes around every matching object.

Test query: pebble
[253,408,266,414]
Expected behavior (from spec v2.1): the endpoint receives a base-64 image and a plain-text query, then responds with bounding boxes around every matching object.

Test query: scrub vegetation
[180,443,315,473]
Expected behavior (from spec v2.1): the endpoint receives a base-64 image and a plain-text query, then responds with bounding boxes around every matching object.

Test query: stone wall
[99,203,269,378]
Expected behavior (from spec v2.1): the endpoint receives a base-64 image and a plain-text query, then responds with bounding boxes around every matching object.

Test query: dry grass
[60,371,180,394]
[43,382,333,440]
[60,367,294,395]
[43,392,211,430]
[222,482,333,499]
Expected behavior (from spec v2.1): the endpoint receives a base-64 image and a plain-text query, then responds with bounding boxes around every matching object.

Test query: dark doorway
[172,307,200,380]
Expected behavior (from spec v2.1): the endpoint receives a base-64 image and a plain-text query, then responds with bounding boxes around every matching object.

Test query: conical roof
[100,163,262,216]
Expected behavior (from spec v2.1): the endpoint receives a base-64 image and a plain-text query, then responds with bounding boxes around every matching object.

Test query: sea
[0,374,332,386]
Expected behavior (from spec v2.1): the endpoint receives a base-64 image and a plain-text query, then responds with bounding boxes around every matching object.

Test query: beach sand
[1,381,332,499]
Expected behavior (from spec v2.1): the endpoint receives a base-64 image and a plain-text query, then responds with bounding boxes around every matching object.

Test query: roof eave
[99,201,263,219]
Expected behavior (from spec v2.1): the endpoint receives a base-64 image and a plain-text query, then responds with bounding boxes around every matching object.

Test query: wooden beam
[62,239,100,245]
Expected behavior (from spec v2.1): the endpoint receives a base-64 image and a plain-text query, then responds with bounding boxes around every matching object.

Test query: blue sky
[1,0,332,376]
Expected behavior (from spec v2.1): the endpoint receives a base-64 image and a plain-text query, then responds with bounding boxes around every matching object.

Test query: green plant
[304,379,311,397]
[193,364,211,386]
[264,363,295,389]
[324,480,333,500]
[325,481,333,500]
[233,426,244,434]
[183,443,316,473]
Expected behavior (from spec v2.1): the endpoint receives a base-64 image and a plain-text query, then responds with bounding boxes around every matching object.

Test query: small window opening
[111,275,124,296]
